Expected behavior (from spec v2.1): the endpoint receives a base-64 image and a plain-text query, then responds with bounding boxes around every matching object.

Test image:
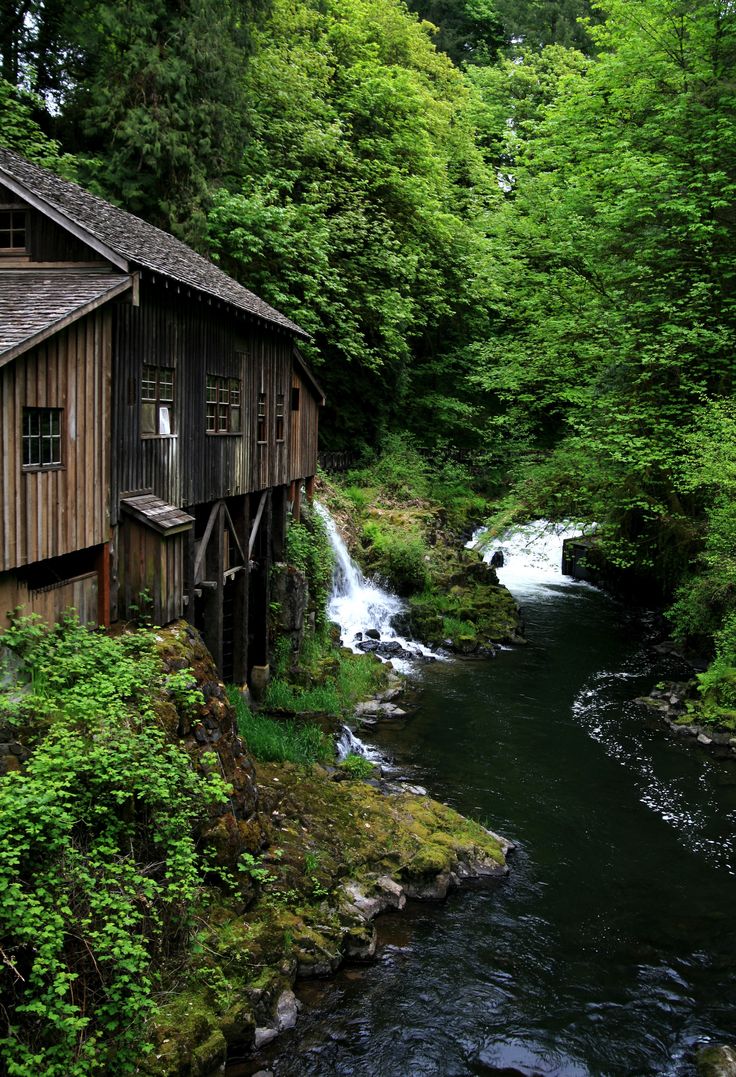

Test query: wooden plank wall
[118,517,186,626]
[0,192,102,263]
[29,572,98,625]
[111,286,319,525]
[0,565,99,625]
[0,310,111,572]
[288,369,319,484]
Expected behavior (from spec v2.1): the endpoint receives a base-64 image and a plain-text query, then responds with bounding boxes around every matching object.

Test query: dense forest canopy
[1,0,735,679]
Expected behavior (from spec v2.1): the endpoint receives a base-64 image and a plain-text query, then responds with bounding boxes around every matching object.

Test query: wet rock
[365,629,381,640]
[354,700,406,720]
[254,1026,278,1049]
[696,1045,736,1077]
[375,876,406,909]
[275,989,298,1032]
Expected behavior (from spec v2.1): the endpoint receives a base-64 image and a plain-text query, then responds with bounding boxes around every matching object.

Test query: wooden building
[0,148,323,683]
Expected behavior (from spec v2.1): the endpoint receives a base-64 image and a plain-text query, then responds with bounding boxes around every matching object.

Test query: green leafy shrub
[0,616,229,1076]
[361,521,429,595]
[340,752,375,779]
[285,505,334,627]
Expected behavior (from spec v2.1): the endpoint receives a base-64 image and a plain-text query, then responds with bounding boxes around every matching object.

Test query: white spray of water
[315,502,436,667]
[335,725,385,764]
[471,519,590,600]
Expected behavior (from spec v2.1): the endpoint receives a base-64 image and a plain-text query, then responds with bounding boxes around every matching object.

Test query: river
[249,523,736,1076]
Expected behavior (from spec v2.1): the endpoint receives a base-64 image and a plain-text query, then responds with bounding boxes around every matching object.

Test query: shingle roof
[120,493,195,534]
[0,270,132,366]
[0,147,308,338]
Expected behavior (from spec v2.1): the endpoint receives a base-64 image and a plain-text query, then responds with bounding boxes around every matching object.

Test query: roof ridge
[0,147,308,338]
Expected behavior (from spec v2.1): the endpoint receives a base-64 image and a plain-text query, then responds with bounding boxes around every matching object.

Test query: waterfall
[315,502,436,667]
[471,519,590,601]
[335,725,386,764]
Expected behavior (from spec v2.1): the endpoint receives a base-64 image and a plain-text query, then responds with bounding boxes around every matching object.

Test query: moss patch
[142,761,508,1075]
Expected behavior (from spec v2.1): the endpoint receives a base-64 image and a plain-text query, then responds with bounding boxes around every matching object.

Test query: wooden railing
[318,451,359,473]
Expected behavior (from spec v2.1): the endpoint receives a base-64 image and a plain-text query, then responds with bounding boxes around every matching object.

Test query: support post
[96,542,111,627]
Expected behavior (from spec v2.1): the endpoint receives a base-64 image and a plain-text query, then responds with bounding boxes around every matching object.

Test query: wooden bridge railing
[318,451,359,474]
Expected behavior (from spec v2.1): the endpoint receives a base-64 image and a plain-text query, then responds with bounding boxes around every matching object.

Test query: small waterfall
[335,725,386,764]
[315,502,436,667]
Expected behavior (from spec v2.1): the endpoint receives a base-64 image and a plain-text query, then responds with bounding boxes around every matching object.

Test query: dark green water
[248,566,736,1076]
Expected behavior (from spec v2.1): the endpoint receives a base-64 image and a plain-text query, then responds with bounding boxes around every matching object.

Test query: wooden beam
[222,501,246,566]
[96,542,111,627]
[193,501,221,583]
[248,491,268,559]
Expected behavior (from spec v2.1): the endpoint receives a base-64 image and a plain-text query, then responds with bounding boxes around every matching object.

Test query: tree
[1,0,268,245]
[0,77,76,175]
[208,0,502,448]
[404,0,504,64]
[472,0,736,582]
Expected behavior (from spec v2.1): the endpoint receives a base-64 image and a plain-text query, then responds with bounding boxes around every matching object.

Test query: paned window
[257,393,267,443]
[22,408,62,468]
[0,209,27,251]
[141,365,174,436]
[275,393,285,442]
[206,375,241,433]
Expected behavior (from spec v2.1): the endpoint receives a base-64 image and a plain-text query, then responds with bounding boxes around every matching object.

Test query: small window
[206,375,241,434]
[0,209,27,252]
[257,393,267,443]
[275,393,285,442]
[291,387,300,412]
[141,364,175,436]
[23,408,62,468]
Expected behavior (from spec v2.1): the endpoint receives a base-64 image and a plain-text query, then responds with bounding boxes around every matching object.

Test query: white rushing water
[315,502,436,669]
[471,518,591,600]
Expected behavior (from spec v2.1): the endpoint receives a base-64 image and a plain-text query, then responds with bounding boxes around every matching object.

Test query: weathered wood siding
[118,517,186,626]
[111,285,319,524]
[0,311,111,572]
[0,190,102,263]
[0,568,99,624]
[288,369,319,484]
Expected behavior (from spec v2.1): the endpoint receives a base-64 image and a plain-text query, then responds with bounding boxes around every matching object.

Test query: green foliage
[237,851,275,885]
[207,0,500,448]
[340,752,376,779]
[285,505,334,629]
[405,0,503,65]
[0,80,77,176]
[469,0,736,598]
[0,617,229,1076]
[227,686,334,764]
[361,520,430,596]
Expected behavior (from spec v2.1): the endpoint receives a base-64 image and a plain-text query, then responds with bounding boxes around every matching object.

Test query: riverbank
[318,446,524,655]
[144,633,512,1075]
[257,522,736,1077]
[0,613,512,1077]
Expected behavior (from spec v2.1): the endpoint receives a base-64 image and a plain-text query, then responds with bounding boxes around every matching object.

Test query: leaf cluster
[0,617,228,1075]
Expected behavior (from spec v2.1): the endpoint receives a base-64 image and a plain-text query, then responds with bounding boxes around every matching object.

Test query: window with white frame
[206,375,241,433]
[141,365,174,436]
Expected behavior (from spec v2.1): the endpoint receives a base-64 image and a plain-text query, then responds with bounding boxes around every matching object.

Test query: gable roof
[0,147,308,339]
[0,271,132,367]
